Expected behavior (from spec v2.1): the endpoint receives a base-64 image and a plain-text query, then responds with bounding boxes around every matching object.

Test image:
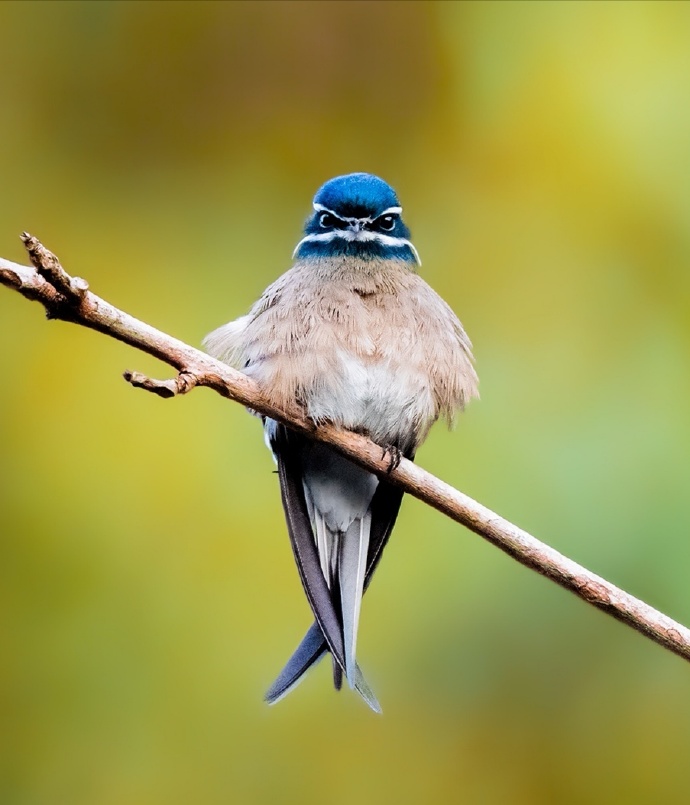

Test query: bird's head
[293,173,420,265]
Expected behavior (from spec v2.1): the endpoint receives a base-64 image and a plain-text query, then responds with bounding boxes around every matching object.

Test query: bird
[203,172,478,711]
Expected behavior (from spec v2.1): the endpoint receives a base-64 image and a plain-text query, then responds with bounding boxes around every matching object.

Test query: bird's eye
[378,215,396,231]
[319,212,335,228]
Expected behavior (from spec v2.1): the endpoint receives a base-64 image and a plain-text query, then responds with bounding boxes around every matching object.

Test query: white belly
[303,350,434,450]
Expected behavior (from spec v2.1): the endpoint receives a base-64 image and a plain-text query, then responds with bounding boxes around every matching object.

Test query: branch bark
[2,234,689,663]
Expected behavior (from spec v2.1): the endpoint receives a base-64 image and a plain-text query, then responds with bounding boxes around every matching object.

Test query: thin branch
[2,234,690,664]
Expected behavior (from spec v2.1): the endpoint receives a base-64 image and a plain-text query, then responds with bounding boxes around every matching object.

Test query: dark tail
[265,455,412,711]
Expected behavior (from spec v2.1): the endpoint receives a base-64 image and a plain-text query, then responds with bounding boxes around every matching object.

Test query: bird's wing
[365,475,410,582]
[265,465,410,710]
[264,621,328,705]
[270,424,347,674]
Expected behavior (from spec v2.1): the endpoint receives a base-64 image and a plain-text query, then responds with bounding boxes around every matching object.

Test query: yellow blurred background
[2,1,690,802]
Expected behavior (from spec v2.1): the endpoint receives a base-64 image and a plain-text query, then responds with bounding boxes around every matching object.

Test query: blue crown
[293,173,420,265]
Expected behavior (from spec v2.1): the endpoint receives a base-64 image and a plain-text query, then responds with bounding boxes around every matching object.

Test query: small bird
[204,173,478,711]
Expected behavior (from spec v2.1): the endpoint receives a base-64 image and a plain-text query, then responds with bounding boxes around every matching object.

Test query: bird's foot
[381,444,403,474]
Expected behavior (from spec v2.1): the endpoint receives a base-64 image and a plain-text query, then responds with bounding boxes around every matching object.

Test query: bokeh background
[2,1,690,803]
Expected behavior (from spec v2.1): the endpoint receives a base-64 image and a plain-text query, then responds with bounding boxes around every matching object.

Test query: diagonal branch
[2,234,690,664]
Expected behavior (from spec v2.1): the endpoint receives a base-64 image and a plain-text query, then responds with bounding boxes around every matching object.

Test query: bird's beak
[348,221,363,234]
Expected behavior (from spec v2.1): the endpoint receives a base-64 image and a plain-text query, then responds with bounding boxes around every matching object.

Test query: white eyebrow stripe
[313,203,342,216]
[312,203,403,224]
[377,206,402,217]
[293,230,421,265]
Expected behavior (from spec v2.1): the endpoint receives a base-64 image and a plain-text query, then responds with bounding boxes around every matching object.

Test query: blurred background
[1,1,690,802]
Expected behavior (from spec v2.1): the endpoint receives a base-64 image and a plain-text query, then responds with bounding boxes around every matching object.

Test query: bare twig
[122,370,198,398]
[2,235,690,664]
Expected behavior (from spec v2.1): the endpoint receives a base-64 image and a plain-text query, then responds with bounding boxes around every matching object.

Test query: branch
[2,234,690,664]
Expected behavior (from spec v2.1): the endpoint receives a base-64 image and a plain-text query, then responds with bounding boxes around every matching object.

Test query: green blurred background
[2,1,690,802]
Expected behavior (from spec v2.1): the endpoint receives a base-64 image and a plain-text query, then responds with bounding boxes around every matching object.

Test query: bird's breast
[236,258,476,450]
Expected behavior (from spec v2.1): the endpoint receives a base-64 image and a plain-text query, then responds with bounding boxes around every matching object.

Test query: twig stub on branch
[123,370,199,398]
[21,232,89,306]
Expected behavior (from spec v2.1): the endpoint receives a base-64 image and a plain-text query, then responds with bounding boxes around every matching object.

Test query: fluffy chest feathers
[204,257,478,450]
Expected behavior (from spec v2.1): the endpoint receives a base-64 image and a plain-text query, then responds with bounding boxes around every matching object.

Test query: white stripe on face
[293,229,421,265]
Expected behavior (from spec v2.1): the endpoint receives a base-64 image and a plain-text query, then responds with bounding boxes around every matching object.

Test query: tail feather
[265,622,381,713]
[354,664,381,714]
[339,512,371,687]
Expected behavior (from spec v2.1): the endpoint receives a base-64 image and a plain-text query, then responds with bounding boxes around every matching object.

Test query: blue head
[293,173,420,265]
